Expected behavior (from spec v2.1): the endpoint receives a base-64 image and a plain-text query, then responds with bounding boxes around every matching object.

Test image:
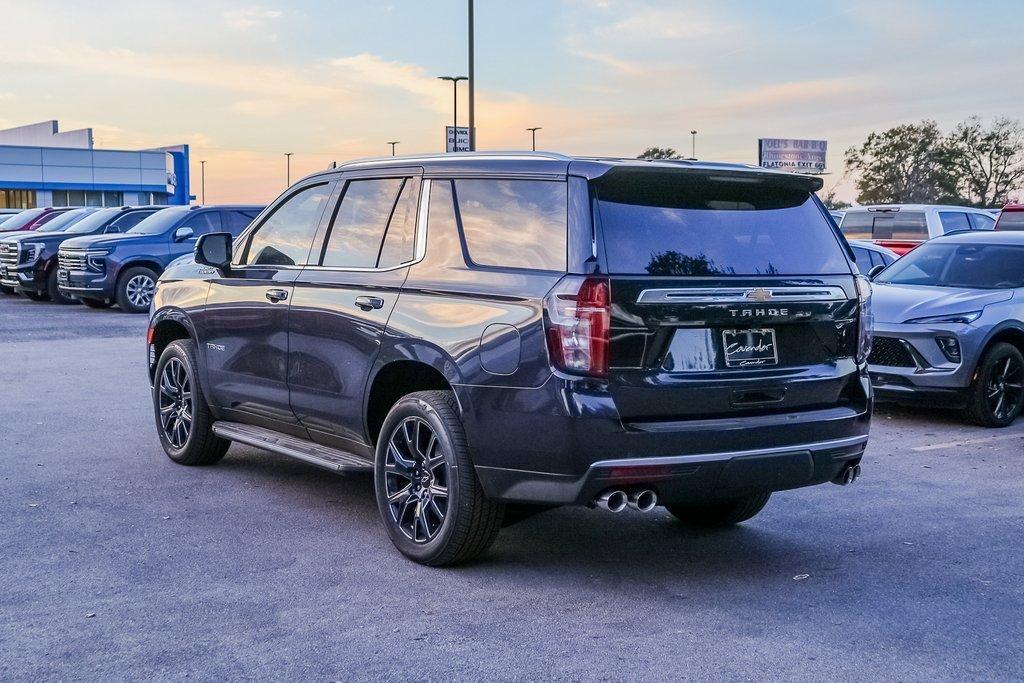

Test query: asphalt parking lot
[2,294,1022,681]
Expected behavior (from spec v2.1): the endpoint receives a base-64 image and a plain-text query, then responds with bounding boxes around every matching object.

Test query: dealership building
[0,121,190,209]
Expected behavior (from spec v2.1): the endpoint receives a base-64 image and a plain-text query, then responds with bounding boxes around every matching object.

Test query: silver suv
[869,230,1024,426]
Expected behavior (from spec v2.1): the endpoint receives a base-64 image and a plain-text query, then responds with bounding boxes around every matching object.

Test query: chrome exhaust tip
[832,463,861,486]
[595,489,628,513]
[628,489,658,512]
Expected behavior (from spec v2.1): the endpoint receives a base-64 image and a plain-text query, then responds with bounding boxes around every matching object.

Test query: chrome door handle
[354,295,384,311]
[265,288,289,303]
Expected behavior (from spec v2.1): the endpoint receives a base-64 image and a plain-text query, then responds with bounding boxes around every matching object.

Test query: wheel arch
[364,342,466,447]
[148,308,198,381]
[976,323,1024,376]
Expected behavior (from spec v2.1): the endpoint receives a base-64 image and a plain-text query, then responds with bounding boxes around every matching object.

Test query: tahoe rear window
[841,210,928,240]
[593,171,850,276]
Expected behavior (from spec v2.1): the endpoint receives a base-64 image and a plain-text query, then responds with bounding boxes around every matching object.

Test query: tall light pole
[690,130,698,158]
[284,152,293,186]
[437,75,467,151]
[387,141,400,156]
[526,127,542,151]
[199,160,206,204]
[468,0,475,151]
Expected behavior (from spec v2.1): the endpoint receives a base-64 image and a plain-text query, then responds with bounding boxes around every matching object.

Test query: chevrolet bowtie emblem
[745,288,773,302]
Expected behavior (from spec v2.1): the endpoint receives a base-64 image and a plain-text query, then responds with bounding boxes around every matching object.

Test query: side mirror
[868,264,885,280]
[173,226,194,242]
[195,232,233,273]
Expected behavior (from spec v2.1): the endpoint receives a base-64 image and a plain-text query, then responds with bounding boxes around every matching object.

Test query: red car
[0,207,76,236]
[994,204,1024,231]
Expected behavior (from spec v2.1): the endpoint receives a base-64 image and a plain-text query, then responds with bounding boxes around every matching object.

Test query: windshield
[594,172,851,276]
[35,208,99,233]
[127,206,189,234]
[0,208,46,231]
[997,212,1024,231]
[63,208,122,234]
[877,242,1024,289]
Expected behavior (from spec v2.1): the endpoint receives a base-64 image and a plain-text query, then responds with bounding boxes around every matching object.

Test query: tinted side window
[969,213,995,231]
[454,179,567,271]
[851,247,872,275]
[225,210,258,234]
[108,211,154,232]
[939,211,971,233]
[322,178,403,268]
[377,179,419,268]
[180,211,222,236]
[245,184,331,266]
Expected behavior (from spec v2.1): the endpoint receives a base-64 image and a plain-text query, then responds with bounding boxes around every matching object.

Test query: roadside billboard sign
[446,126,471,153]
[758,138,827,173]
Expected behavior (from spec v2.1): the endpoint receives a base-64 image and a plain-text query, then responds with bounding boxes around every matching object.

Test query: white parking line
[911,432,1024,452]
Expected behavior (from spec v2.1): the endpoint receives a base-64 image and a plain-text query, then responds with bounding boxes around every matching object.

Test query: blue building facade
[0,121,190,209]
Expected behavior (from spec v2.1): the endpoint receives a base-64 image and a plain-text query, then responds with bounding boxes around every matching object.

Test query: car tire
[116,266,158,313]
[153,339,230,466]
[965,342,1024,427]
[80,297,113,309]
[374,390,504,566]
[666,492,771,528]
[46,268,77,305]
[23,290,49,302]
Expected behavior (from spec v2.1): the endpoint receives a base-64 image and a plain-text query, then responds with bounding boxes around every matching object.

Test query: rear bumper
[461,369,871,506]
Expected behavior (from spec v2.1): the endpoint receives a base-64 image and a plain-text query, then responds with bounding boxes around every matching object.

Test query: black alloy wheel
[967,343,1024,427]
[158,357,194,449]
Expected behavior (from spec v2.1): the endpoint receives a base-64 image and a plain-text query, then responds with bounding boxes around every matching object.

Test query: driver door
[199,182,336,437]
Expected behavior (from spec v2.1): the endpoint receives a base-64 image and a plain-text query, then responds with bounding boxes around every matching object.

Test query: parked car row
[0,204,263,311]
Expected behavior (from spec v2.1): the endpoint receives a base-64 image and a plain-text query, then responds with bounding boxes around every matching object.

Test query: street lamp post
[437,75,468,151]
[690,130,698,158]
[284,152,293,186]
[199,160,206,204]
[526,127,542,151]
[468,0,475,151]
[387,141,400,156]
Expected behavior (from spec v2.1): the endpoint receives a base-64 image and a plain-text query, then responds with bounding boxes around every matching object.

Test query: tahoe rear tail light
[855,275,873,364]
[543,275,610,378]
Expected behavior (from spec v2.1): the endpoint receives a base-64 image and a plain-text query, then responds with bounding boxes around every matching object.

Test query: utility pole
[199,160,206,204]
[387,141,400,156]
[285,152,293,186]
[468,0,475,151]
[437,76,467,151]
[690,130,698,158]
[526,127,542,151]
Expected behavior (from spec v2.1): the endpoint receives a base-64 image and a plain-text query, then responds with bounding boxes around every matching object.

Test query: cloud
[222,7,283,31]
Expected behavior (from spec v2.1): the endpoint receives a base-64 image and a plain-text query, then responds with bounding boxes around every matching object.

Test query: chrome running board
[213,421,372,473]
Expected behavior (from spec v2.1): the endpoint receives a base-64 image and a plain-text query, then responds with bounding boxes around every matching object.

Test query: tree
[637,147,682,160]
[844,121,956,204]
[941,117,1024,207]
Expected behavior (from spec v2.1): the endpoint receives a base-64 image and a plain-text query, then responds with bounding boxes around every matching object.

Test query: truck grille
[0,242,17,268]
[868,337,917,368]
[59,250,88,271]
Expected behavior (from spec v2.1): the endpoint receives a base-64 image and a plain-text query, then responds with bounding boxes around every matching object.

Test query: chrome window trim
[636,285,848,305]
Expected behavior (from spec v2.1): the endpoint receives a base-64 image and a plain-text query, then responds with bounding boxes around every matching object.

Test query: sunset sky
[1,0,1022,204]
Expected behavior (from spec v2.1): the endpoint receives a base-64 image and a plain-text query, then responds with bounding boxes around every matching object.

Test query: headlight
[86,249,110,272]
[855,275,873,364]
[21,243,44,264]
[904,311,982,325]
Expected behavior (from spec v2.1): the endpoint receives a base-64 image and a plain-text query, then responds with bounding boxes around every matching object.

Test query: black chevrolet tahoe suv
[0,206,164,303]
[147,153,873,566]
[58,205,263,312]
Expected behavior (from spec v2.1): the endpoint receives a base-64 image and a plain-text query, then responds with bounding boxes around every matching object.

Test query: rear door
[286,169,422,454]
[591,168,861,422]
[201,182,335,435]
